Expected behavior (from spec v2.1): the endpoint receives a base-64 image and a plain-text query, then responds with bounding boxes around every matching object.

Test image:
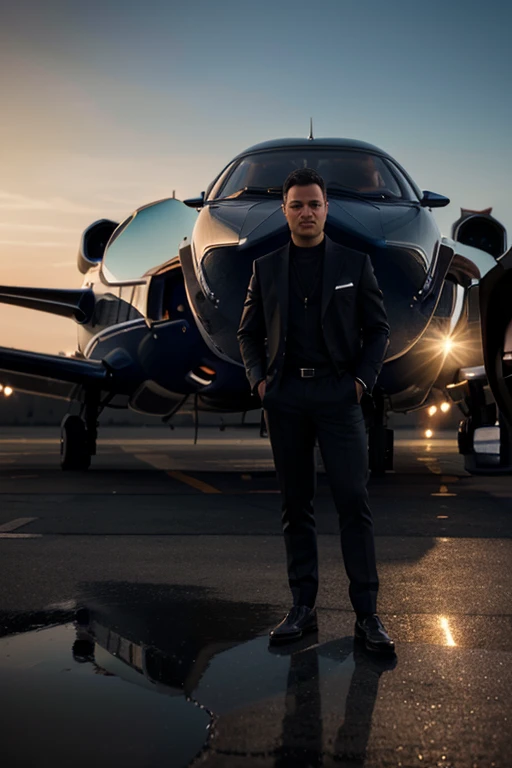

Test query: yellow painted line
[166,470,221,494]
[432,483,457,497]
[131,453,221,493]
[0,517,38,533]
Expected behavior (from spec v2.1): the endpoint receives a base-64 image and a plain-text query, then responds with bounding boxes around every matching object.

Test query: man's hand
[355,379,363,403]
[257,379,266,402]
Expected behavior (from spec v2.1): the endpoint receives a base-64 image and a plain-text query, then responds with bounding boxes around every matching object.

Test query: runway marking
[417,457,458,497]
[130,452,222,493]
[132,453,178,470]
[166,471,221,494]
[0,517,38,533]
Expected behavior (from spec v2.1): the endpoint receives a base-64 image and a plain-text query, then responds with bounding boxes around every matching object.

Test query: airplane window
[207,161,236,200]
[102,198,199,282]
[214,150,418,201]
[383,160,420,201]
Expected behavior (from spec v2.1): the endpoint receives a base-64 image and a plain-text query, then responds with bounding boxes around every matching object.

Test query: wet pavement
[0,425,510,767]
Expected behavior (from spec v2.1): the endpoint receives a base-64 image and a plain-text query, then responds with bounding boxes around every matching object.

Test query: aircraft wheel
[369,426,393,475]
[60,415,91,471]
[459,414,512,474]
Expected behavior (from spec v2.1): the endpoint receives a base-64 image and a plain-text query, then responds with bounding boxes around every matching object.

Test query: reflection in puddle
[0,624,210,767]
[0,587,396,766]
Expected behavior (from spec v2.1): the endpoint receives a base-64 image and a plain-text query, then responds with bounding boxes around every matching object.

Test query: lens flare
[421,327,480,369]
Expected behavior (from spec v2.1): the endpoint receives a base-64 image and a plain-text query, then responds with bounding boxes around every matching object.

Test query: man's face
[282,183,328,246]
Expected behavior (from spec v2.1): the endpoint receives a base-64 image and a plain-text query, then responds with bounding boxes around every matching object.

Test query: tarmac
[0,424,510,768]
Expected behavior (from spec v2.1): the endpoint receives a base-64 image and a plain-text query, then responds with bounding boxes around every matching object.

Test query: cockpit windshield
[209,149,418,202]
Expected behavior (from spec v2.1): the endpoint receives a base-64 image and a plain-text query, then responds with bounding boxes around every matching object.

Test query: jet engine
[77,219,119,274]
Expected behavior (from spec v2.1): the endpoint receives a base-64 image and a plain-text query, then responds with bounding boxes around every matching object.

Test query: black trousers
[263,371,379,615]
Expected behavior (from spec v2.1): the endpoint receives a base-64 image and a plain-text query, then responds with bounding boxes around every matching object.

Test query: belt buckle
[300,368,315,378]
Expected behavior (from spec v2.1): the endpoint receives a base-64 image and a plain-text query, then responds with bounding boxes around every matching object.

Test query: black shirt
[285,239,332,368]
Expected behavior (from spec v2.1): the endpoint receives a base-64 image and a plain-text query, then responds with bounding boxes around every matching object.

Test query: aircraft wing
[0,286,95,323]
[0,346,111,400]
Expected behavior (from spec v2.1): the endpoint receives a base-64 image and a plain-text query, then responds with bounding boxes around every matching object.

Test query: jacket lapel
[273,243,289,337]
[321,237,344,319]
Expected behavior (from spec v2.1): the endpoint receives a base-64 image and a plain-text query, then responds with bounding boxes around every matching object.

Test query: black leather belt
[286,365,337,379]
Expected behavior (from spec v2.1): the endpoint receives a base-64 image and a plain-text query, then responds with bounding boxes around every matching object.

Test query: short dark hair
[283,168,326,201]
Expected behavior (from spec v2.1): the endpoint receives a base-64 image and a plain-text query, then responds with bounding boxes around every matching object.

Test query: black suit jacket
[237,236,390,395]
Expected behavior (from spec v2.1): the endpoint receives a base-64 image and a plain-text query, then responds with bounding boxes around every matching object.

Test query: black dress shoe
[354,614,395,654]
[269,605,318,644]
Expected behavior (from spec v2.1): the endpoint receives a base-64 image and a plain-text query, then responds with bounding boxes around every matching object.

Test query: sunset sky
[1,0,510,352]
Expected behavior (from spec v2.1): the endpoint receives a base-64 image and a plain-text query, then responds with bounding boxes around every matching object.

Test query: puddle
[0,586,397,766]
[0,623,210,767]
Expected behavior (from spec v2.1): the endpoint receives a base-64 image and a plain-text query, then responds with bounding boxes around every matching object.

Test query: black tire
[60,415,91,471]
[461,414,512,474]
[369,426,393,475]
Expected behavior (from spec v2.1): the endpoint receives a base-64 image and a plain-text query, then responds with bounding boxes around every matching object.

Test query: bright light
[428,405,438,417]
[425,429,434,438]
[4,386,13,397]
[440,402,451,413]
[440,616,456,647]
[423,329,480,368]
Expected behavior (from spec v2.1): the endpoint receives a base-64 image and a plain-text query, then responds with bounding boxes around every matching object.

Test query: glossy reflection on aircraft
[0,137,511,473]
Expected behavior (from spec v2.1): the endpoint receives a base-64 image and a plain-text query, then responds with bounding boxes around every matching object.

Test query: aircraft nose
[370,246,431,359]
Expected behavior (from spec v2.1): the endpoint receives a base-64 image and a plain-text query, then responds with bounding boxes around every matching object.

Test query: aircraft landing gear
[458,411,512,474]
[369,425,394,475]
[457,379,512,474]
[60,415,90,470]
[60,391,100,471]
[367,390,393,475]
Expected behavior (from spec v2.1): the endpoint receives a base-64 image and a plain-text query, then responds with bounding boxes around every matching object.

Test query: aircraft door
[479,247,512,431]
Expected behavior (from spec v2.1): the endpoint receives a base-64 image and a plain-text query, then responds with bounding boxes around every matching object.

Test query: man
[237,168,394,653]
